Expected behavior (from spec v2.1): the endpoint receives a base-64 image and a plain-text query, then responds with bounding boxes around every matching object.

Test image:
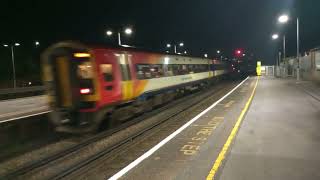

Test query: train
[42,42,236,133]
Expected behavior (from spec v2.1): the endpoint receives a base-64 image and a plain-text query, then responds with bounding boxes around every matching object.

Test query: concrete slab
[0,96,49,123]
[219,77,320,180]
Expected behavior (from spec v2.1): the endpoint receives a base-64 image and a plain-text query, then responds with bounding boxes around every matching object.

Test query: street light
[204,54,208,58]
[124,28,133,35]
[166,42,185,54]
[106,27,133,46]
[217,50,221,54]
[278,14,289,24]
[35,41,40,46]
[106,30,113,36]
[2,43,20,88]
[278,14,300,80]
[272,34,279,40]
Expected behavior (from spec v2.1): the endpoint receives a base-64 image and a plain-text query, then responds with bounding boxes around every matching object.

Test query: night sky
[1,0,320,83]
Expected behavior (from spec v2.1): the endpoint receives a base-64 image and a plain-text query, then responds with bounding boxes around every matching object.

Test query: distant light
[217,50,221,54]
[166,44,171,48]
[74,53,91,58]
[177,52,182,55]
[184,51,187,54]
[80,88,91,94]
[179,42,184,47]
[272,34,279,40]
[106,30,113,36]
[3,44,9,47]
[124,28,133,35]
[28,82,32,85]
[165,50,170,53]
[35,41,40,46]
[14,43,20,46]
[204,54,208,58]
[242,53,246,56]
[278,14,289,24]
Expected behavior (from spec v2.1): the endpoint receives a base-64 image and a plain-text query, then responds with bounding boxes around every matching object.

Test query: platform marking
[180,117,224,156]
[108,77,249,180]
[224,100,235,108]
[0,110,51,124]
[206,76,259,180]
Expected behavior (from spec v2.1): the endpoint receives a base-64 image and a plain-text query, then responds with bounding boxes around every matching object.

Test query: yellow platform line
[206,76,259,180]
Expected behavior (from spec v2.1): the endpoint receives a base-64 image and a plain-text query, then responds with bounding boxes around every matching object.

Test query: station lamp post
[166,42,184,54]
[2,43,21,88]
[106,27,133,46]
[278,14,300,81]
[271,33,282,67]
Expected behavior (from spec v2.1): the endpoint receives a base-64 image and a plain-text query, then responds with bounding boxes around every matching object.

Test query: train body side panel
[92,49,122,109]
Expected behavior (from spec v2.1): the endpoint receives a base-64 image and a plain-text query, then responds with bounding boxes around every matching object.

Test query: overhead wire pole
[118,32,122,46]
[10,45,16,88]
[283,35,286,60]
[296,18,300,81]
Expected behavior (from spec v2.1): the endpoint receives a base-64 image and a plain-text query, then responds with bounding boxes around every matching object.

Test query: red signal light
[80,88,91,94]
[236,50,241,54]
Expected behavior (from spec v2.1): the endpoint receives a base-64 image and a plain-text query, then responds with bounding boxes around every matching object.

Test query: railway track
[1,80,238,180]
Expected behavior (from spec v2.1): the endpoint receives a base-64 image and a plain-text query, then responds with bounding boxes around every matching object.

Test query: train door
[98,52,122,104]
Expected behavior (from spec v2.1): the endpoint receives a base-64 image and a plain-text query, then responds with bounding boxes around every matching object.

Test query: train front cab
[42,43,104,133]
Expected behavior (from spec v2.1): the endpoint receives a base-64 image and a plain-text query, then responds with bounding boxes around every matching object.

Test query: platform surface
[113,76,320,180]
[219,77,320,180]
[0,95,49,123]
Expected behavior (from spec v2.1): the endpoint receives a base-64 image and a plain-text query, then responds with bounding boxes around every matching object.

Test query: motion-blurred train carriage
[42,42,231,133]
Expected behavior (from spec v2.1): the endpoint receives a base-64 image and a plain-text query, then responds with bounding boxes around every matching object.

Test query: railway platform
[0,95,49,124]
[109,76,320,180]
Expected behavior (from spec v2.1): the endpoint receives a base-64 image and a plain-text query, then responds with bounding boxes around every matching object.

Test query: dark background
[1,0,320,87]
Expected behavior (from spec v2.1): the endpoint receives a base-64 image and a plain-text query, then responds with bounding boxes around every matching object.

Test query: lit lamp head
[106,30,113,36]
[124,28,133,35]
[278,14,289,24]
[272,34,279,40]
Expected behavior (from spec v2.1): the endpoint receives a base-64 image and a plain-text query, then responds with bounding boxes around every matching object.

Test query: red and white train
[42,42,231,133]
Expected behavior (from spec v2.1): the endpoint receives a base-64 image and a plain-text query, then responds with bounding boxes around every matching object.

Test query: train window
[77,61,93,79]
[136,64,151,79]
[150,64,164,78]
[100,64,113,81]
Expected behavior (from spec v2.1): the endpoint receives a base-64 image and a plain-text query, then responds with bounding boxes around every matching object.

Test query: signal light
[80,88,91,94]
[236,50,242,55]
[74,53,91,58]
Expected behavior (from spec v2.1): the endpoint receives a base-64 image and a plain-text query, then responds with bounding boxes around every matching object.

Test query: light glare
[272,34,279,40]
[14,43,20,46]
[124,28,133,35]
[106,30,113,36]
[278,14,289,23]
[74,53,91,58]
